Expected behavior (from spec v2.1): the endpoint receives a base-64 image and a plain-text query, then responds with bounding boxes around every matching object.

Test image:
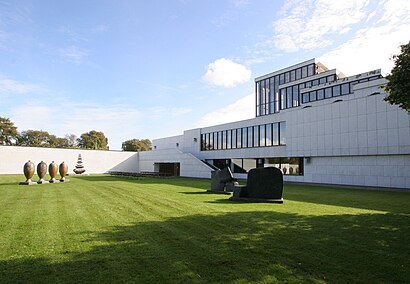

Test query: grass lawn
[0,174,409,283]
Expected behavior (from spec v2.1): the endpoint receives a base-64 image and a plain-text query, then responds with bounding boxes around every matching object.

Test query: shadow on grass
[0,211,408,283]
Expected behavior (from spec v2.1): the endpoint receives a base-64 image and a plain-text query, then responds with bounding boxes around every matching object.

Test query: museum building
[150,59,410,189]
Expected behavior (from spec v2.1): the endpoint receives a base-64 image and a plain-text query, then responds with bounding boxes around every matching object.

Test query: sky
[0,0,409,150]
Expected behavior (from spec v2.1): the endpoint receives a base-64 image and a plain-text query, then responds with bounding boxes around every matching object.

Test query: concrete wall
[151,78,410,189]
[139,148,212,179]
[0,146,139,175]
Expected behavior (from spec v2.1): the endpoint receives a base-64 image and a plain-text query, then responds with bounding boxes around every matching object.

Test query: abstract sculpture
[208,167,238,194]
[20,160,35,185]
[59,161,68,182]
[230,167,284,203]
[49,161,58,183]
[73,154,86,174]
[37,161,47,184]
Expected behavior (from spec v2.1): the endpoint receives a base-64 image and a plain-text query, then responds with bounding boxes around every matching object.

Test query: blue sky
[0,0,409,149]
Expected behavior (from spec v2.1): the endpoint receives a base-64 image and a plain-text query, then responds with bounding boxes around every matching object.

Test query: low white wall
[139,148,212,178]
[285,155,410,189]
[0,146,139,175]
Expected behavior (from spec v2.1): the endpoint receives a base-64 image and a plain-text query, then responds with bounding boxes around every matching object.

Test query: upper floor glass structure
[255,59,382,117]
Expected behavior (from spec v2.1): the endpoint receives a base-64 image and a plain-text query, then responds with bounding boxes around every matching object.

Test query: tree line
[0,117,151,151]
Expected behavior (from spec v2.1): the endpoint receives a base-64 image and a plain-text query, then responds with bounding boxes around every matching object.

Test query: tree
[65,134,78,148]
[0,117,18,145]
[383,41,410,112]
[122,139,152,151]
[77,130,109,150]
[19,130,54,147]
[49,136,71,148]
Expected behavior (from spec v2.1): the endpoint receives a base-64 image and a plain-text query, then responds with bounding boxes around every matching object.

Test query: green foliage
[384,41,410,112]
[0,117,18,145]
[18,129,55,147]
[77,130,109,150]
[0,175,409,283]
[122,138,152,151]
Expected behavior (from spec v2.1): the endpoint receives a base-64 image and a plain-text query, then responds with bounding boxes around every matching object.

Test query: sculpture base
[37,180,48,184]
[206,190,232,195]
[229,196,284,203]
[19,181,37,185]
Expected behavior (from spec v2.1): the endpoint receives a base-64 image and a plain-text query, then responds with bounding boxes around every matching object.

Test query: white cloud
[273,0,370,52]
[59,45,89,63]
[197,94,254,128]
[203,58,251,88]
[318,0,410,75]
[0,78,44,95]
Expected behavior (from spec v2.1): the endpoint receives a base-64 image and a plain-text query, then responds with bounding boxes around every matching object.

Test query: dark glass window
[305,81,312,88]
[259,124,266,147]
[253,126,259,147]
[242,127,247,148]
[312,79,319,86]
[285,72,290,83]
[290,70,295,81]
[301,66,307,78]
[269,102,275,114]
[221,131,226,149]
[325,87,332,98]
[310,91,317,101]
[296,68,301,80]
[217,131,222,149]
[302,92,309,103]
[256,82,260,105]
[231,129,237,149]
[247,127,253,147]
[272,123,279,145]
[209,132,214,150]
[279,122,286,145]
[280,89,286,110]
[237,128,242,148]
[269,79,275,102]
[292,85,299,107]
[332,85,341,97]
[226,130,231,149]
[307,64,314,76]
[287,86,292,108]
[317,89,324,100]
[266,124,272,146]
[319,77,326,84]
[327,75,335,82]
[341,83,349,95]
[279,73,284,85]
[299,83,305,89]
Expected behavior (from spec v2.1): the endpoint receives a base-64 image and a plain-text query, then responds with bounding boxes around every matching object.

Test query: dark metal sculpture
[37,161,47,184]
[59,162,68,182]
[230,167,284,203]
[208,167,238,194]
[49,161,58,183]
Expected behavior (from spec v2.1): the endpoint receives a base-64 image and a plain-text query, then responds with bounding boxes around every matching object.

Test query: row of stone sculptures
[20,160,69,185]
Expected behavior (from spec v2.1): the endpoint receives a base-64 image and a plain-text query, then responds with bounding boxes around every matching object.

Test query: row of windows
[201,122,286,151]
[212,157,304,176]
[256,74,336,115]
[257,74,382,115]
[301,75,382,104]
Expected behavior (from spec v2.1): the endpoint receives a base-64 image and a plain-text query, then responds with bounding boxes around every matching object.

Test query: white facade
[1,59,409,189]
[152,59,410,189]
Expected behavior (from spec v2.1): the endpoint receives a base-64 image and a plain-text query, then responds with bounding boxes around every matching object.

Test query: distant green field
[0,174,409,283]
